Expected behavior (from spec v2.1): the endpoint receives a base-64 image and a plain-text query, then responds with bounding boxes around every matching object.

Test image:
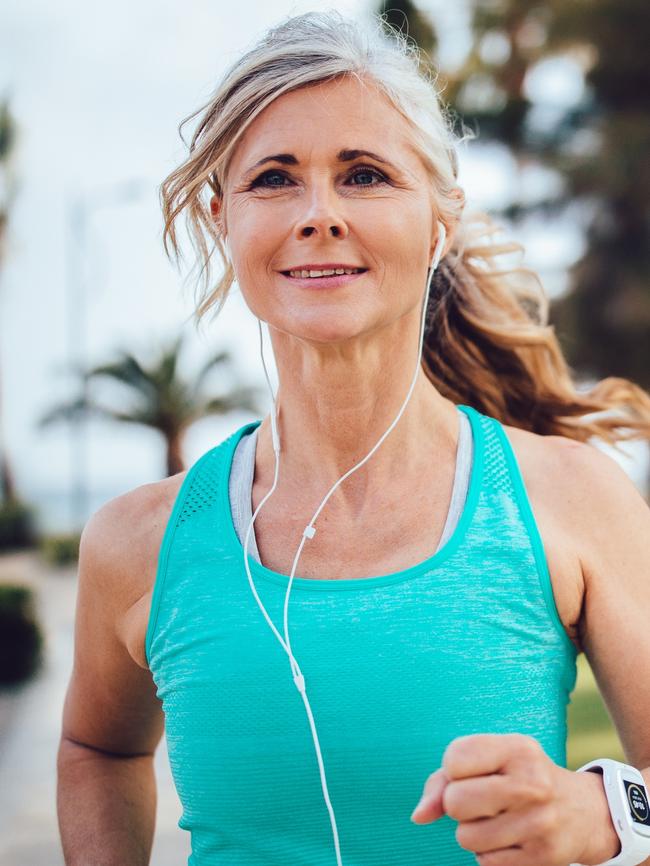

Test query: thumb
[410,768,450,824]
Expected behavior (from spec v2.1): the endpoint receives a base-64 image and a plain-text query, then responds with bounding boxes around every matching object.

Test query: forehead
[228,75,422,176]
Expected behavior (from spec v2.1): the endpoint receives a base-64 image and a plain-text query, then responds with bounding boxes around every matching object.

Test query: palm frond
[85,353,158,399]
[37,398,146,429]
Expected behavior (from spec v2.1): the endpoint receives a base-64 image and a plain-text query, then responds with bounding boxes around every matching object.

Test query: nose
[292,182,349,242]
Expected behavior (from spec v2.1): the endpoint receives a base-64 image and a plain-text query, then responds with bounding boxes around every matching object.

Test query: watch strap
[570,759,650,866]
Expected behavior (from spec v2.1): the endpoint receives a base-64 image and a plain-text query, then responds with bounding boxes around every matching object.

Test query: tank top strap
[459,404,537,512]
[460,404,578,661]
[472,408,520,499]
[145,424,258,666]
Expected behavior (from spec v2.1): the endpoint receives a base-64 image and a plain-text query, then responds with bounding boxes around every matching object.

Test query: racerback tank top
[145,403,578,866]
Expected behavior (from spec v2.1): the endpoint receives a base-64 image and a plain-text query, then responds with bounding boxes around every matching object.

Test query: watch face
[623,780,650,826]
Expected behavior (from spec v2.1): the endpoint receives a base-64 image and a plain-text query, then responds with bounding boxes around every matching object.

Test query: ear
[430,189,465,260]
[210,194,222,226]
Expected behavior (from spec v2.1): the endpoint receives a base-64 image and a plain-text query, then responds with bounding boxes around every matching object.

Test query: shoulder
[79,429,241,607]
[500,420,633,501]
[551,434,650,582]
[80,471,188,612]
[502,423,649,578]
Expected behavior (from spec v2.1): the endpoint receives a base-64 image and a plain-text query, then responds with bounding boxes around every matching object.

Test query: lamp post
[65,178,148,532]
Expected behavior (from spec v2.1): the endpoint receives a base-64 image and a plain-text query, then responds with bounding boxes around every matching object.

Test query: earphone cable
[243,224,447,866]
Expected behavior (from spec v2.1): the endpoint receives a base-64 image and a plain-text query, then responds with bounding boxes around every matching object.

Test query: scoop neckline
[219,403,485,591]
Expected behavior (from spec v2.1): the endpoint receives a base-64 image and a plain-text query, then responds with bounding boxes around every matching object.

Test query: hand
[409,733,622,866]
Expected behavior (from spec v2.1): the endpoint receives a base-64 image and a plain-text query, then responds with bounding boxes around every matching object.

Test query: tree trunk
[166,433,185,477]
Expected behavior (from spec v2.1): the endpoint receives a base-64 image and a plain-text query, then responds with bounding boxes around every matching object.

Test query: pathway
[0,550,191,865]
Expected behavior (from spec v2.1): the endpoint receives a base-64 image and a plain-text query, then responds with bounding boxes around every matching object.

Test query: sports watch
[570,759,650,866]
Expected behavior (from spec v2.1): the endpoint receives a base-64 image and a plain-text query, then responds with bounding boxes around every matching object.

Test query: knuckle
[520,771,553,805]
[442,781,460,818]
[519,733,541,756]
[530,805,556,836]
[455,821,475,850]
[535,762,555,800]
[442,739,464,773]
[519,754,554,801]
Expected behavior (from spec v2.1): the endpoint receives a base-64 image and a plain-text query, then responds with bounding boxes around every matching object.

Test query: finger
[456,803,542,855]
[443,733,539,782]
[410,768,450,824]
[442,773,514,822]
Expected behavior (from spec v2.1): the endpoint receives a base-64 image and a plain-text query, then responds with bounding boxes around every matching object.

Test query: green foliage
[0,583,44,686]
[0,500,37,551]
[40,533,81,566]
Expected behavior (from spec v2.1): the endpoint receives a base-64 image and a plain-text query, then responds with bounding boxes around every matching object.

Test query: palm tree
[38,333,265,476]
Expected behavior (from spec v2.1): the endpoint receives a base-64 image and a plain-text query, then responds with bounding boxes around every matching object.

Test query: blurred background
[0,0,648,863]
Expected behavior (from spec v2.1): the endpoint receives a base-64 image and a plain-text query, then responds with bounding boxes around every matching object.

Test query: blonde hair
[160,9,650,451]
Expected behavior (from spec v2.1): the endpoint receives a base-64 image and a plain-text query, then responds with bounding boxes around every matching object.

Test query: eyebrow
[242,148,395,177]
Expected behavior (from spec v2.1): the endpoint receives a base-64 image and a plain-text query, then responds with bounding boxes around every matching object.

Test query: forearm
[580,765,650,865]
[56,737,157,866]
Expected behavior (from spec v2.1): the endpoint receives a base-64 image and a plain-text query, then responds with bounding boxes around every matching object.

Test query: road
[0,550,191,866]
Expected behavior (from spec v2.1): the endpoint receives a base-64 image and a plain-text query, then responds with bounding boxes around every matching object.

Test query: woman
[57,10,650,866]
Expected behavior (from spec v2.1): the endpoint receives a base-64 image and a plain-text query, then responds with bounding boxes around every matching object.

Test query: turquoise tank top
[145,403,578,866]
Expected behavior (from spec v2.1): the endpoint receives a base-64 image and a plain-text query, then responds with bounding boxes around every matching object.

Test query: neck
[255,363,459,521]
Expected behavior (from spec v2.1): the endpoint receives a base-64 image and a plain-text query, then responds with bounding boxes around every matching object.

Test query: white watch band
[570,759,650,866]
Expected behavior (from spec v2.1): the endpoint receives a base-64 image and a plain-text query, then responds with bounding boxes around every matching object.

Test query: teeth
[288,267,363,278]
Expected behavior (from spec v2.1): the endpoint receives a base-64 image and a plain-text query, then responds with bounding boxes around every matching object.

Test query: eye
[249,170,290,188]
[248,165,389,189]
[348,166,388,186]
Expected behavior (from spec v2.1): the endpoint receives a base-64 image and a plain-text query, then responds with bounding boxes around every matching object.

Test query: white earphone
[243,221,447,866]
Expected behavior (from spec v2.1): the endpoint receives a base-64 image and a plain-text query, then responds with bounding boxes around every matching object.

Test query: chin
[271,312,373,346]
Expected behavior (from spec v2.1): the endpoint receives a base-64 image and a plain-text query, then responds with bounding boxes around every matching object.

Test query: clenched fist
[410,733,621,866]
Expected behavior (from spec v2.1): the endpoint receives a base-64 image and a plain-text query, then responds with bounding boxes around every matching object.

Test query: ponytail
[423,209,650,453]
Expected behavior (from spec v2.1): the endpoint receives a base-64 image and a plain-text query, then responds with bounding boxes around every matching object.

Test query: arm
[560,439,650,865]
[57,489,165,866]
[57,740,158,866]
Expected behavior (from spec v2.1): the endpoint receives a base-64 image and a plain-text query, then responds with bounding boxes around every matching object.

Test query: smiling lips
[280,267,368,287]
[280,264,369,288]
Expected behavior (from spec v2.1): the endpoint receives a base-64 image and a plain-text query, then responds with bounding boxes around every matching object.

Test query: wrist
[577,769,622,865]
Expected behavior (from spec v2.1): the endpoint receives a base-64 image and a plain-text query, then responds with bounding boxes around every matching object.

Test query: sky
[1,0,646,532]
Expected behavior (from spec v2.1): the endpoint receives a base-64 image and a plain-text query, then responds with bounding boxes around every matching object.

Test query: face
[212,74,447,346]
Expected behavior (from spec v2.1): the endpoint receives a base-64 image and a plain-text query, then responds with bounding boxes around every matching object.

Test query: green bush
[0,583,44,686]
[40,533,81,566]
[0,500,37,551]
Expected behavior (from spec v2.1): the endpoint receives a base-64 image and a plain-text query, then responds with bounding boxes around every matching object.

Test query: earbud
[430,220,446,271]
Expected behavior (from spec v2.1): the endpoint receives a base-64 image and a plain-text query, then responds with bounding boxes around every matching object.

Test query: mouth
[279,266,369,288]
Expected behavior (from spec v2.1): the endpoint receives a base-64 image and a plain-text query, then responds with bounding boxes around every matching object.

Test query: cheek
[386,210,431,266]
[230,231,278,303]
